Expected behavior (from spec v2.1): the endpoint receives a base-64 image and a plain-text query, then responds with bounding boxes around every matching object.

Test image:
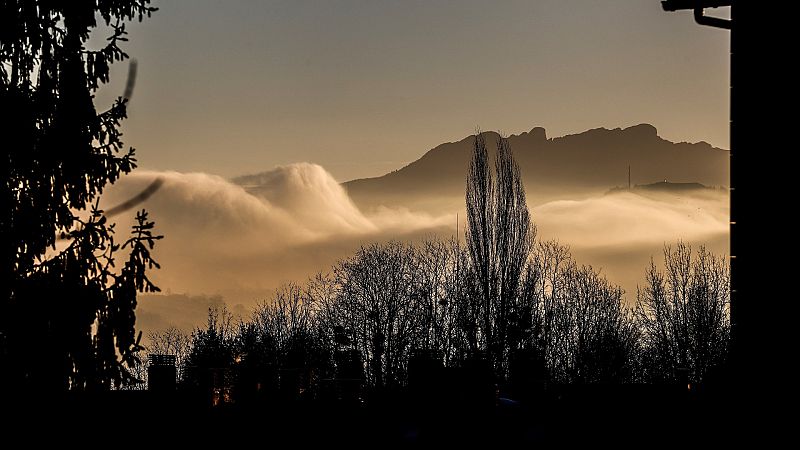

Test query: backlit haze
[93,1,730,331]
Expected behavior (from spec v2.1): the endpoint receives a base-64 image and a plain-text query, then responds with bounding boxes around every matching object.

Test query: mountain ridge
[339,123,728,211]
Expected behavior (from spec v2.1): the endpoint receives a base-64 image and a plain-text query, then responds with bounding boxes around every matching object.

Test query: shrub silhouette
[636,243,730,384]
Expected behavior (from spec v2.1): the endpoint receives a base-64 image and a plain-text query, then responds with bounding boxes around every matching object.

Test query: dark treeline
[142,135,730,400]
[148,240,728,393]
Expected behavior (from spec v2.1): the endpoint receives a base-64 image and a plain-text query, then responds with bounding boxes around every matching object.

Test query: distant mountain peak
[519,126,547,141]
[474,127,548,143]
[623,123,658,137]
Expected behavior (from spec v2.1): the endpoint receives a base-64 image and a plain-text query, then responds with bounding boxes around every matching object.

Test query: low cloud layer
[534,190,728,249]
[104,164,728,332]
[533,190,729,298]
[103,164,454,325]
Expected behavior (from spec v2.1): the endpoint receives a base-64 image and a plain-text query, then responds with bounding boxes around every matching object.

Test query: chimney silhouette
[148,354,177,392]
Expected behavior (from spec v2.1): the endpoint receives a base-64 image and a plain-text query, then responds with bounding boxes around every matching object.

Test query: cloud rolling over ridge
[103,164,453,311]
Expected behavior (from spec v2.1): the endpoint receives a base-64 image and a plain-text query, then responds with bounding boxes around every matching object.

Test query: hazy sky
[94,0,730,181]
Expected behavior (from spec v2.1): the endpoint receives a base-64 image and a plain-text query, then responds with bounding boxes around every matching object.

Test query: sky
[93,0,730,182]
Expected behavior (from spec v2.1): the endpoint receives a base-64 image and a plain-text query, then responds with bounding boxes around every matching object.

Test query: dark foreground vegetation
[9,380,737,445]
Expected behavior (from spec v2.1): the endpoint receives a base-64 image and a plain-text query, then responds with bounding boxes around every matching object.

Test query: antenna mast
[628,165,631,189]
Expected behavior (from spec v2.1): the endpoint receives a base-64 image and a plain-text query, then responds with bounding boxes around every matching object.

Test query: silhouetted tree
[326,242,426,389]
[636,243,730,384]
[465,132,534,378]
[0,1,159,389]
[553,263,637,383]
[309,240,470,389]
[412,239,461,365]
[515,241,638,384]
[465,131,494,356]
[184,306,236,374]
[249,284,329,378]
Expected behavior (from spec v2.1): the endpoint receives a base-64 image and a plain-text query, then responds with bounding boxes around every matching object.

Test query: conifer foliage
[1,1,160,389]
